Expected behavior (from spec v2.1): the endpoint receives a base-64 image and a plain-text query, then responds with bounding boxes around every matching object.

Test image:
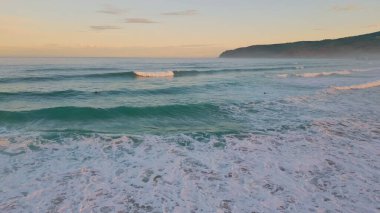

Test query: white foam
[276,70,352,78]
[276,74,289,78]
[0,128,379,212]
[295,70,351,78]
[334,80,380,90]
[134,71,174,78]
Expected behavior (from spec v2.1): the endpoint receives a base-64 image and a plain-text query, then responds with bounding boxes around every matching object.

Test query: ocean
[0,58,379,212]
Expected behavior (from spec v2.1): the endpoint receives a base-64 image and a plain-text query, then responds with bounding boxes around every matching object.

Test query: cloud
[162,10,198,16]
[90,26,121,31]
[331,4,361,12]
[125,18,157,24]
[97,5,126,15]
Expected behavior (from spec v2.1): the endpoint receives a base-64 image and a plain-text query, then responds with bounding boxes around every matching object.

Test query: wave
[134,71,174,77]
[0,104,222,122]
[334,80,380,90]
[0,66,304,83]
[174,66,303,76]
[0,83,219,99]
[277,70,351,78]
[0,90,87,98]
[296,71,351,78]
[0,71,136,83]
[25,67,121,72]
[276,74,289,78]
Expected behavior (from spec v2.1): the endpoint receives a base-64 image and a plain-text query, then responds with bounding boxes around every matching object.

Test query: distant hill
[220,31,380,58]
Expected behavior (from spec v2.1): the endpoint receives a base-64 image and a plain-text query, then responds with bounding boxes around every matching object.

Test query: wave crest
[134,71,174,78]
[0,104,222,122]
[278,70,351,78]
[334,80,380,90]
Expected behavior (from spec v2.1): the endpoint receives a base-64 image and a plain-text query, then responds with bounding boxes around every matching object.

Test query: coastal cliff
[220,31,380,58]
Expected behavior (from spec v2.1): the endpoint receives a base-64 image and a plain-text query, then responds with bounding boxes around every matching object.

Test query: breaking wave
[134,71,174,77]
[277,70,351,78]
[1,66,305,83]
[334,80,380,90]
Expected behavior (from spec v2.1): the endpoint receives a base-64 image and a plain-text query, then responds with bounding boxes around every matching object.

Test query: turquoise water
[1,58,378,135]
[0,58,379,212]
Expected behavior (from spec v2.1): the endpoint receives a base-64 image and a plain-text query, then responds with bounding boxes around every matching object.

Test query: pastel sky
[1,0,379,57]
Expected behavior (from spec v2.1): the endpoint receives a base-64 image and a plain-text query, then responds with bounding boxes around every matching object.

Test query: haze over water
[0,58,379,212]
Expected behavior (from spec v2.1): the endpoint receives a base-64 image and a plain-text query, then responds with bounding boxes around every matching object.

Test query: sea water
[0,58,379,212]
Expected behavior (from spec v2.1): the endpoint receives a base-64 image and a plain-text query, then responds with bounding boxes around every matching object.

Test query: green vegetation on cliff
[220,31,380,58]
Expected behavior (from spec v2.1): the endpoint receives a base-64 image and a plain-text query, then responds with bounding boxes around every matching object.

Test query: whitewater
[0,58,379,212]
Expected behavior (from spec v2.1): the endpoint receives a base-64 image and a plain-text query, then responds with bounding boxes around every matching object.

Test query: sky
[0,0,380,57]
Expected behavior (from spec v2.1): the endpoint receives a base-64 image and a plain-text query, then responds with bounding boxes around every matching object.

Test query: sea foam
[295,70,351,78]
[334,80,380,90]
[134,71,174,77]
[0,126,379,212]
[277,70,351,78]
[1,58,380,212]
